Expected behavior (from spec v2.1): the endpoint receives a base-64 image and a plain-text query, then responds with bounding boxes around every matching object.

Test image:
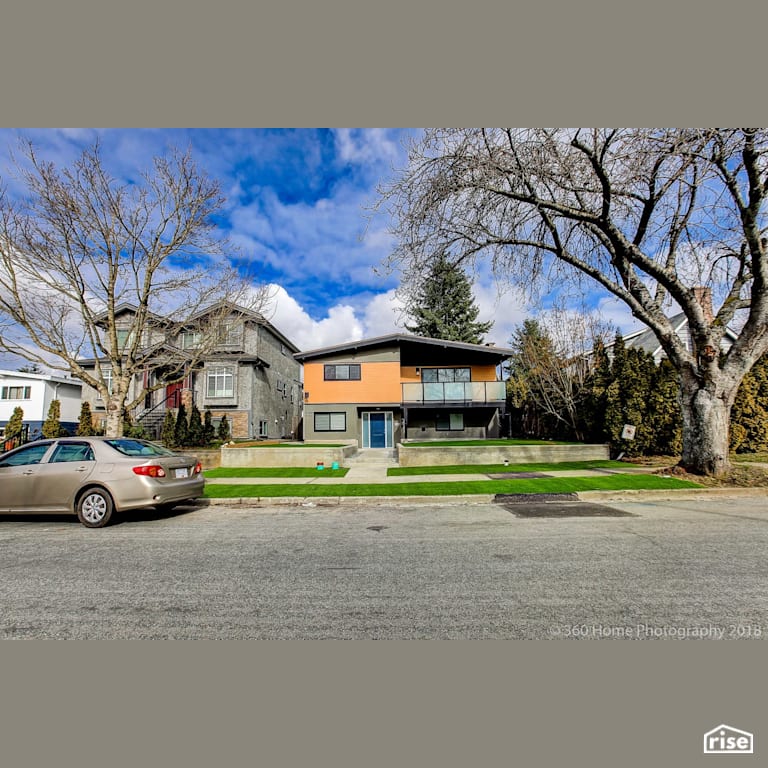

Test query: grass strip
[224,442,347,449]
[388,460,631,476]
[203,474,701,498]
[401,438,576,447]
[205,467,349,478]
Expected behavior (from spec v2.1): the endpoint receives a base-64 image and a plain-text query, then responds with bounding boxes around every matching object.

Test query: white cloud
[268,285,363,351]
[333,129,403,165]
[473,281,532,348]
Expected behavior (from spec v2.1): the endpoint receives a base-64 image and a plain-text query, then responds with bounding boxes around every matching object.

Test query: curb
[205,494,497,507]
[203,486,768,507]
[576,487,768,502]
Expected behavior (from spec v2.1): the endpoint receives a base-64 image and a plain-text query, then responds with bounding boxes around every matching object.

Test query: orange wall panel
[304,361,402,404]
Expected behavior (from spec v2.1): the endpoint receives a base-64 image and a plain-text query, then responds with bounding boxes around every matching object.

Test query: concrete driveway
[0,495,766,639]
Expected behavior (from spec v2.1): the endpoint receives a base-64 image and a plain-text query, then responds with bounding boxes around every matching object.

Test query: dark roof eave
[294,333,514,362]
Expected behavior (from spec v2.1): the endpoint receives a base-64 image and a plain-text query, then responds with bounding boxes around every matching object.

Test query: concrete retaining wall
[397,442,610,467]
[220,442,358,468]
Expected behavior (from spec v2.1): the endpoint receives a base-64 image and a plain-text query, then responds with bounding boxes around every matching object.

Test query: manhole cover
[494,495,636,517]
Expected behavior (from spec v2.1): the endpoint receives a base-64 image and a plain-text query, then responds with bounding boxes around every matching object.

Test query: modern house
[295,334,514,448]
[78,303,303,440]
[0,369,82,441]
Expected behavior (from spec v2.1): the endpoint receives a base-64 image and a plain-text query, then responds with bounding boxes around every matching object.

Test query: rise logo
[704,724,754,755]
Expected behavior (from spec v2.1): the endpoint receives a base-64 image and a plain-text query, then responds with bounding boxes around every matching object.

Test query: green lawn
[203,474,701,498]
[401,438,576,447]
[388,460,630,476]
[225,442,347,449]
[205,467,349,478]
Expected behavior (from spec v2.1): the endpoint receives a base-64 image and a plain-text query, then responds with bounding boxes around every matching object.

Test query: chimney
[692,287,714,323]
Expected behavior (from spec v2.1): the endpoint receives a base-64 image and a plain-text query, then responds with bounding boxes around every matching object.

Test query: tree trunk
[678,373,734,477]
[105,401,125,438]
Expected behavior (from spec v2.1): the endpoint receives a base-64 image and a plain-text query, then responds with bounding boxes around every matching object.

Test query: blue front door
[369,413,386,448]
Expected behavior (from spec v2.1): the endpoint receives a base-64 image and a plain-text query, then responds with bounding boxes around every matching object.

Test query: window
[105,439,175,457]
[218,322,242,347]
[324,364,361,381]
[96,368,113,401]
[258,420,269,437]
[422,367,471,383]
[1,386,32,400]
[0,442,52,467]
[436,413,464,431]
[314,412,346,432]
[116,329,135,351]
[207,367,234,399]
[180,330,202,350]
[276,379,287,398]
[50,442,95,463]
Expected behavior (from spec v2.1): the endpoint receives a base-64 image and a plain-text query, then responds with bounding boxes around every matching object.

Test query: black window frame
[323,364,361,381]
[421,367,471,383]
[435,412,465,431]
[314,412,347,432]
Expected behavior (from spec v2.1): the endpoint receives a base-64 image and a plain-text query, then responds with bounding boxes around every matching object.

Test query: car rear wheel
[77,488,114,528]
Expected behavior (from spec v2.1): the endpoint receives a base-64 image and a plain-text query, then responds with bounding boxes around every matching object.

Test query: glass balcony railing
[402,381,506,404]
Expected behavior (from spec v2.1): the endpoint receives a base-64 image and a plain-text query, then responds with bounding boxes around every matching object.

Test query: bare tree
[379,129,768,476]
[0,139,270,436]
[509,308,615,440]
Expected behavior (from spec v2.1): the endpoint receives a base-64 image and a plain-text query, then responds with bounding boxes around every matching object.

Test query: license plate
[174,467,189,478]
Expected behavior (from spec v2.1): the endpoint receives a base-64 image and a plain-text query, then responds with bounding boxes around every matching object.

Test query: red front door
[166,382,183,408]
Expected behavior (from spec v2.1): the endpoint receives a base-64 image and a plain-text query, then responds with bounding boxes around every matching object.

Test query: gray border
[2,1,767,767]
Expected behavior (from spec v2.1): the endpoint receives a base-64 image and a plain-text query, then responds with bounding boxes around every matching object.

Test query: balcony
[402,381,506,405]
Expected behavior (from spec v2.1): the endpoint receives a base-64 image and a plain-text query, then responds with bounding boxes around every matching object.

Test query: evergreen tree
[645,359,682,456]
[217,414,230,442]
[77,401,94,436]
[404,253,492,343]
[203,409,216,445]
[42,399,68,438]
[187,403,204,446]
[580,338,613,443]
[731,353,768,453]
[174,403,188,447]
[5,406,24,440]
[161,409,177,447]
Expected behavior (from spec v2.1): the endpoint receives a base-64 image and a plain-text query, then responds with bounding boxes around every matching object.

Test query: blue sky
[0,128,638,358]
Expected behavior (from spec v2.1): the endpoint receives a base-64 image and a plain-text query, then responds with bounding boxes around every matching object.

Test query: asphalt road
[1,496,767,639]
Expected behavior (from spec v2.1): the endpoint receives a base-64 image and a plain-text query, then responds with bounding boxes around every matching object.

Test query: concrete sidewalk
[205,463,665,486]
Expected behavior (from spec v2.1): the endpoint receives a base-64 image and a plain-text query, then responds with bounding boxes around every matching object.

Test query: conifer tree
[203,409,216,445]
[42,399,67,438]
[731,353,768,453]
[217,414,230,442]
[174,403,188,447]
[187,403,204,446]
[161,409,177,447]
[645,359,682,456]
[5,406,24,440]
[404,253,492,343]
[77,401,94,436]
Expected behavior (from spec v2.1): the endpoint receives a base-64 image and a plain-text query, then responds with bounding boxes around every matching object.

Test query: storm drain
[494,494,637,518]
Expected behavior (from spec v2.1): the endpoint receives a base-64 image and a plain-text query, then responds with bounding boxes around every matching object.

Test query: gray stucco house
[78,303,302,440]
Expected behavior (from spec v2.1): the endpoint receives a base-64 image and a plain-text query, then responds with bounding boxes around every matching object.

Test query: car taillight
[132,465,166,478]
[193,462,202,474]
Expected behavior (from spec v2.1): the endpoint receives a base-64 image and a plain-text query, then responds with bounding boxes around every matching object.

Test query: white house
[0,370,83,439]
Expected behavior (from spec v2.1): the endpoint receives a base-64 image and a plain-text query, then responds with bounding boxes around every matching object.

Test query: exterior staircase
[134,409,167,439]
[343,448,399,482]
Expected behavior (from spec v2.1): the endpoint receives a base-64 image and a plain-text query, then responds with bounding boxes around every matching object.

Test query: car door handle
[22,470,35,475]
[75,466,89,472]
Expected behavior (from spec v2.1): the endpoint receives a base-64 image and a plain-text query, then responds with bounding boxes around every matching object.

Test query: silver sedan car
[0,437,205,527]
